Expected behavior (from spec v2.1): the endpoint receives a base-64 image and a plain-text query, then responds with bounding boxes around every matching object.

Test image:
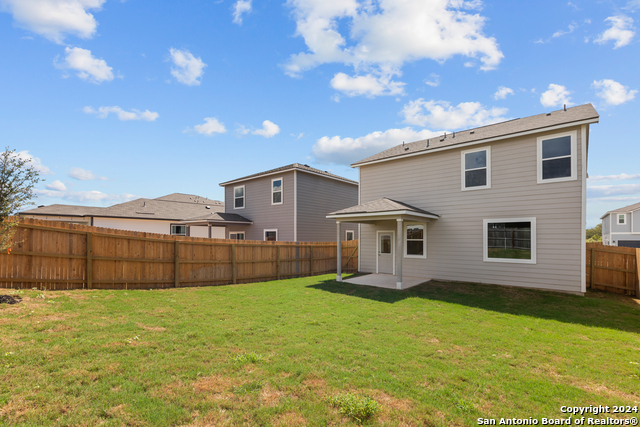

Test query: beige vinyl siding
[224,171,295,241]
[21,215,91,225]
[359,126,585,293]
[296,172,359,242]
[92,217,177,234]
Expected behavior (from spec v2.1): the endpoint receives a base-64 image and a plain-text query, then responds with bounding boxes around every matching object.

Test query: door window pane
[380,235,391,254]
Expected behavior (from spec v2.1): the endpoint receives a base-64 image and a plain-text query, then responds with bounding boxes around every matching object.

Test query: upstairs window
[234,185,245,209]
[618,214,626,225]
[537,131,577,183]
[272,178,283,205]
[461,147,491,190]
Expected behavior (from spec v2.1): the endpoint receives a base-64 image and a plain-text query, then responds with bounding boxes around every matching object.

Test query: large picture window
[234,185,245,209]
[537,131,577,183]
[405,223,426,259]
[272,178,283,205]
[483,218,536,264]
[461,147,491,191]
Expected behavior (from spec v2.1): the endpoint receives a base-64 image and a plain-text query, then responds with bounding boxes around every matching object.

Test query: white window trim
[229,231,245,240]
[461,146,491,191]
[264,229,278,241]
[617,213,627,225]
[271,177,283,206]
[537,130,578,184]
[376,230,395,275]
[234,185,245,210]
[483,218,537,264]
[345,230,355,241]
[404,222,427,259]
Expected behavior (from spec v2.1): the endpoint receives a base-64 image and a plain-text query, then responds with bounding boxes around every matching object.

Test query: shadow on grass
[309,276,640,334]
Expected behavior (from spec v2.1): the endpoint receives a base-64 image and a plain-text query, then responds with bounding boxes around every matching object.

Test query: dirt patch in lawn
[271,411,307,427]
[0,396,32,422]
[136,323,166,332]
[259,384,283,407]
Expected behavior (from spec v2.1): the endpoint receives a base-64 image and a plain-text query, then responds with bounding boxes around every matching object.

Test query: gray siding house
[601,202,640,248]
[213,164,359,242]
[328,104,599,294]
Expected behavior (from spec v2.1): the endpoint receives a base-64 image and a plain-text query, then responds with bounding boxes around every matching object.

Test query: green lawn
[1,275,639,426]
[487,248,532,260]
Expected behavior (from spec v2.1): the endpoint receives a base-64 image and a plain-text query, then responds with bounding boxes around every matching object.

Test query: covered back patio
[327,198,439,290]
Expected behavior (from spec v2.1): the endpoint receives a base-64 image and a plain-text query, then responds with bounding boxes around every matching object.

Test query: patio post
[396,218,403,289]
[336,221,342,282]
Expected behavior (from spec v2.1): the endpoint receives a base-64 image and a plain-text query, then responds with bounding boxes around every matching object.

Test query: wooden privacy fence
[586,242,640,296]
[0,217,359,290]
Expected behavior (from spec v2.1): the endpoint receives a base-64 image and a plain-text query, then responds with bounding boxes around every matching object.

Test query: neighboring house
[600,202,640,248]
[215,163,359,241]
[328,104,599,294]
[20,193,235,238]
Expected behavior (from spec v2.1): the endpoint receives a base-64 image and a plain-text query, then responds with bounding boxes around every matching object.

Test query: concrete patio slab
[344,274,430,290]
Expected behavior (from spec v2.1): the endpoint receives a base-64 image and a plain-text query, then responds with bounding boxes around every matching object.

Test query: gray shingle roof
[352,104,599,166]
[20,194,225,221]
[602,201,640,217]
[329,198,439,217]
[219,163,358,186]
[180,212,252,223]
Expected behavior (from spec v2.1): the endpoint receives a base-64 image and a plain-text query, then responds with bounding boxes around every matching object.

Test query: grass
[0,275,639,426]
[488,248,532,259]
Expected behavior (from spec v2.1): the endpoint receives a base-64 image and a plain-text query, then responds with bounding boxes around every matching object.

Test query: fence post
[231,244,237,284]
[174,240,179,288]
[590,247,595,289]
[86,232,92,290]
[636,248,640,297]
[276,246,281,280]
[309,245,314,276]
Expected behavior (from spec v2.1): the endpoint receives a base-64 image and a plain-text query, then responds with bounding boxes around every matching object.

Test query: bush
[328,393,380,423]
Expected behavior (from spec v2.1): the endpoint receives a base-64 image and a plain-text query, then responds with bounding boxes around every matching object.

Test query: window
[484,218,536,264]
[229,232,245,240]
[171,225,186,236]
[404,223,426,258]
[234,185,245,209]
[264,229,277,241]
[461,147,491,190]
[537,131,577,183]
[271,178,283,205]
[379,235,391,254]
[345,230,354,241]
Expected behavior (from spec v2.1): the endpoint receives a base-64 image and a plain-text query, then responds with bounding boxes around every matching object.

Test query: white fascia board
[326,210,439,220]
[351,118,599,168]
[219,168,357,187]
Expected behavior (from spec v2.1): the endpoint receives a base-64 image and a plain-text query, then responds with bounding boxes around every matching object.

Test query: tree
[586,223,602,242]
[0,147,42,252]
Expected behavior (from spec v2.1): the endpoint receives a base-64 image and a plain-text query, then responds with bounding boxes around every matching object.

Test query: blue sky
[1,0,638,227]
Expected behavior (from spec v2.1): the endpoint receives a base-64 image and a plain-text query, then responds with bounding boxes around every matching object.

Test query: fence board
[0,217,358,290]
[586,243,638,296]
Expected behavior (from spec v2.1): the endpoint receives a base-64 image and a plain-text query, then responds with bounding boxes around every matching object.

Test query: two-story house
[193,164,359,241]
[600,202,640,248]
[328,104,599,294]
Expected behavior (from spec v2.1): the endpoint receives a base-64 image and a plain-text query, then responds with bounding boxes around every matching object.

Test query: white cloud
[57,46,114,83]
[0,0,105,44]
[312,127,442,165]
[68,167,107,181]
[594,15,635,49]
[401,99,509,130]
[252,120,280,138]
[232,0,252,24]
[169,48,206,86]
[284,0,503,97]
[552,22,577,38]
[13,150,53,175]
[493,86,514,100]
[587,184,640,197]
[592,79,637,106]
[625,0,640,10]
[330,72,405,97]
[83,106,159,121]
[45,180,67,191]
[186,117,227,136]
[589,173,640,181]
[35,188,138,204]
[424,73,440,87]
[540,84,572,108]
